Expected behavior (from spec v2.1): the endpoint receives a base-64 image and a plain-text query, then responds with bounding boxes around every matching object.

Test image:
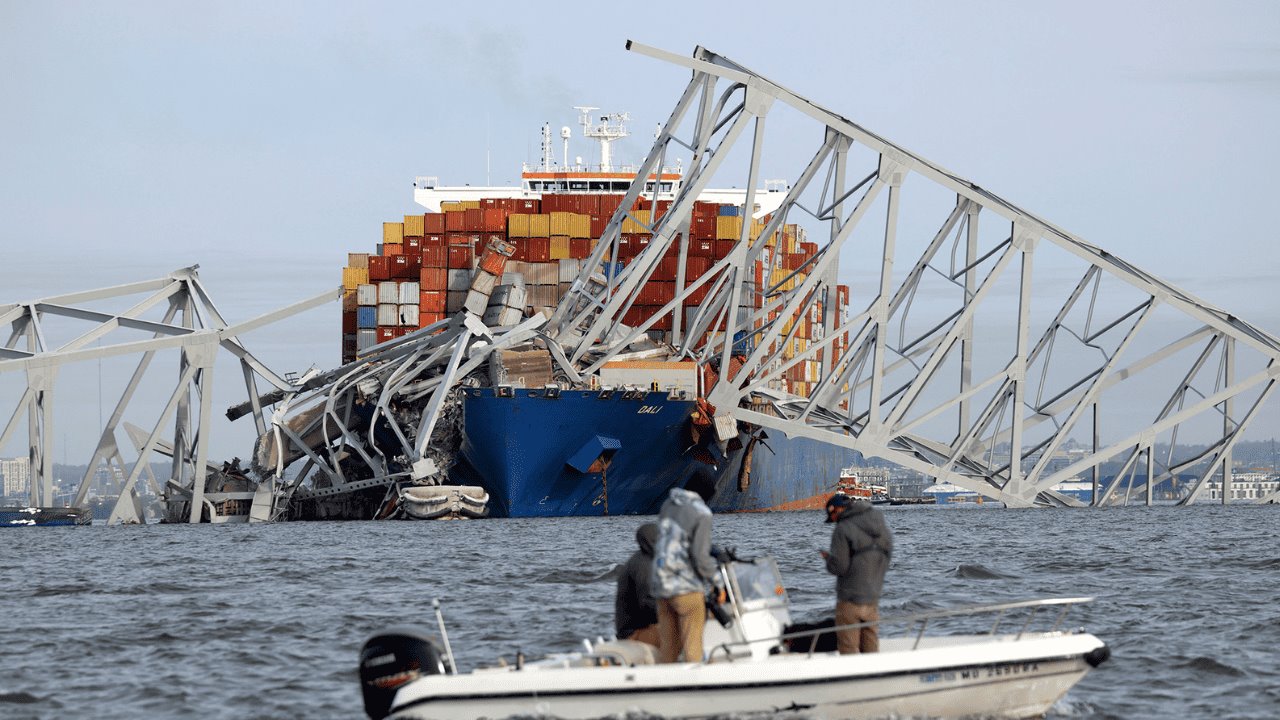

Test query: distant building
[1,457,31,498]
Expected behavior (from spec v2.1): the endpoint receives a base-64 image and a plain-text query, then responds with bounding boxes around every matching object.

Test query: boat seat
[586,639,657,666]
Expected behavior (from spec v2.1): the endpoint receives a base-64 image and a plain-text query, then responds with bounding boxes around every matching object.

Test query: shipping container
[448,244,474,269]
[377,327,397,342]
[357,329,378,351]
[377,303,399,326]
[356,306,378,329]
[447,269,471,292]
[419,289,447,314]
[399,304,420,327]
[378,281,399,305]
[445,210,466,232]
[570,238,591,257]
[404,214,425,236]
[421,246,448,268]
[446,290,467,314]
[368,255,391,281]
[382,243,404,257]
[342,288,359,312]
[419,311,447,328]
[526,237,551,263]
[424,212,446,234]
[398,281,420,305]
[390,254,421,278]
[384,222,404,244]
[342,310,357,334]
[549,235,571,260]
[342,267,370,289]
[529,214,551,237]
[419,267,448,290]
[348,252,370,269]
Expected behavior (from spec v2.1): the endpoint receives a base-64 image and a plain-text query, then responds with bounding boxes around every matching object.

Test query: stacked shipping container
[340,196,849,396]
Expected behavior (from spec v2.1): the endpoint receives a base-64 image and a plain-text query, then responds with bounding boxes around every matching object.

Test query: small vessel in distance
[0,506,93,527]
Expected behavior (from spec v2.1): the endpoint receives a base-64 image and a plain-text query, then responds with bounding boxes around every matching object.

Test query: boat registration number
[638,405,663,414]
[919,662,1040,684]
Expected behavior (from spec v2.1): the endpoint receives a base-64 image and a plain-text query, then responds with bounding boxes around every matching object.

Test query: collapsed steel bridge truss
[547,43,1280,507]
[0,267,335,523]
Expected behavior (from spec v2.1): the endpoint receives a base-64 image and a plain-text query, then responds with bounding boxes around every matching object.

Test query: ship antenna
[576,105,629,173]
[561,125,572,169]
[541,122,553,172]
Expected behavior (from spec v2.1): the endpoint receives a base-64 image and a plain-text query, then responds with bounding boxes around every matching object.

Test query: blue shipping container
[718,205,741,217]
[356,306,378,329]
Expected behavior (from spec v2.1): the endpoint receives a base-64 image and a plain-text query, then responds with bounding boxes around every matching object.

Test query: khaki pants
[625,624,660,648]
[657,592,707,663]
[835,600,880,654]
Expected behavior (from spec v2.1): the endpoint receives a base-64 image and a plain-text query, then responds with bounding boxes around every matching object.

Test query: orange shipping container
[421,246,448,268]
[382,243,404,257]
[448,245,474,269]
[464,208,484,230]
[419,267,448,290]
[479,251,508,276]
[424,212,446,234]
[419,290,447,313]
[445,211,466,232]
[419,311,446,328]
[481,208,506,233]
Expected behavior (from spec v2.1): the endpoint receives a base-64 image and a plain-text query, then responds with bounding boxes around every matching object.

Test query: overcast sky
[3,1,1279,463]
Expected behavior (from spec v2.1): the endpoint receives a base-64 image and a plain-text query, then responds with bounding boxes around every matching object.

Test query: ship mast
[575,106,629,172]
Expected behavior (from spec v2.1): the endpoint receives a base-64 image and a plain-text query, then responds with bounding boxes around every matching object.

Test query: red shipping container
[481,208,506,233]
[800,241,819,257]
[342,311,357,334]
[423,234,446,249]
[686,283,711,304]
[631,196,651,211]
[445,232,472,248]
[479,251,507,276]
[526,237,550,263]
[715,240,735,258]
[445,210,465,232]
[419,290,447,313]
[590,214,608,238]
[616,235,633,259]
[784,253,807,271]
[419,267,448,290]
[514,198,540,213]
[541,194,566,213]
[419,311,446,328]
[463,208,483,230]
[631,234,652,255]
[368,255,391,281]
[686,256,713,279]
[377,327,397,342]
[691,215,714,240]
[508,237,527,262]
[647,307,673,331]
[570,238,591,258]
[390,254,421,278]
[403,236,422,254]
[421,246,448,268]
[639,281,676,305]
[655,200,672,216]
[424,212,446,234]
[694,201,719,217]
[599,195,624,216]
[690,239,715,258]
[394,327,411,338]
[382,243,404,257]
[448,244,474,269]
[577,194,601,215]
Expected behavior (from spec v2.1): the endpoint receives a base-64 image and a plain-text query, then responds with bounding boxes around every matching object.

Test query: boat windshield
[729,558,787,606]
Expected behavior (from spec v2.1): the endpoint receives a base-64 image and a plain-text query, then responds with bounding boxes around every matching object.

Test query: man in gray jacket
[651,471,723,663]
[615,522,660,646]
[822,493,893,654]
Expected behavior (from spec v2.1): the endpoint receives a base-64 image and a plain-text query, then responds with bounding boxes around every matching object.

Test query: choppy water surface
[6,505,1279,719]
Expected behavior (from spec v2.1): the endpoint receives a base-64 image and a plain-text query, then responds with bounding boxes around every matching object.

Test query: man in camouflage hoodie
[651,471,723,663]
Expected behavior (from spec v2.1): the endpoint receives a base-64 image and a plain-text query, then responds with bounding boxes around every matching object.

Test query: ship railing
[707,596,1095,662]
[414,176,439,189]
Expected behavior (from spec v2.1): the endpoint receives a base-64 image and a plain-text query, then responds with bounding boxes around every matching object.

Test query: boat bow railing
[708,596,1095,662]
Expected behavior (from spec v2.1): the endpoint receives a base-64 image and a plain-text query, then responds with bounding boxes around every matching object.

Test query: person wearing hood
[615,522,660,646]
[651,470,723,663]
[821,492,893,654]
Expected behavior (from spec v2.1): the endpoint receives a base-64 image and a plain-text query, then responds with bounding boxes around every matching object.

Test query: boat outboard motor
[359,628,447,719]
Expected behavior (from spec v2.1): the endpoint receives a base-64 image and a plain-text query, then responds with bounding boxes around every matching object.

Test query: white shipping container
[399,304,419,327]
[398,281,420,305]
[464,289,489,315]
[470,269,497,295]
[356,329,378,351]
[356,284,378,306]
[377,303,399,326]
[502,272,525,288]
[378,281,399,305]
[558,258,581,283]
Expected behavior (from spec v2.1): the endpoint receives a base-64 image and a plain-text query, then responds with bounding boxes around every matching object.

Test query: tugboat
[836,466,891,505]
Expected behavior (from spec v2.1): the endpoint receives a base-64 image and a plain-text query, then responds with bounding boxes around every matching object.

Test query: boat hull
[387,633,1106,720]
[0,506,92,527]
[455,388,862,517]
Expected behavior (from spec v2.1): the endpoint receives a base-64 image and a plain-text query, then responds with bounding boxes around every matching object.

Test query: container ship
[333,110,858,518]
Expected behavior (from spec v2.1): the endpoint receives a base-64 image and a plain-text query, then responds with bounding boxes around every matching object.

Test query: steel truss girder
[544,43,1280,508]
[0,266,337,521]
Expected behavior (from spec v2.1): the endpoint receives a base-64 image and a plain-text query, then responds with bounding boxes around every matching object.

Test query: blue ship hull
[0,506,93,527]
[456,388,859,518]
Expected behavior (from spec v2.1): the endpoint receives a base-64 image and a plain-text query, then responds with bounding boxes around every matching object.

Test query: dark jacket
[615,523,659,637]
[824,500,893,604]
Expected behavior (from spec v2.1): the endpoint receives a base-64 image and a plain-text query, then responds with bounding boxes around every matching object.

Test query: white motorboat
[359,556,1109,719]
